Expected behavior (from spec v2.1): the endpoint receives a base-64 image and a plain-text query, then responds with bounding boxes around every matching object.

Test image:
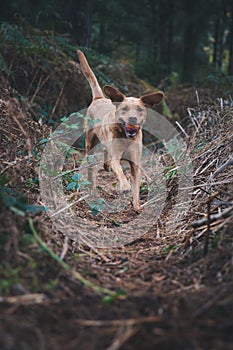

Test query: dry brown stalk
[105,326,138,350]
[49,80,66,120]
[204,192,219,255]
[0,293,47,305]
[213,155,233,176]
[75,315,162,327]
[60,235,69,260]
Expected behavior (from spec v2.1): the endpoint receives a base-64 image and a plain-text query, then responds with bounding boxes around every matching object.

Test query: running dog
[77,50,164,211]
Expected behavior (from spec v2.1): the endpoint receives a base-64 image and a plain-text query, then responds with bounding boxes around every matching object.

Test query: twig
[49,80,66,120]
[53,161,102,179]
[175,121,189,139]
[0,156,29,175]
[190,206,233,228]
[0,293,47,305]
[105,326,138,350]
[141,166,152,183]
[213,155,233,176]
[9,110,33,157]
[50,194,89,218]
[187,108,198,131]
[30,74,52,104]
[198,158,216,175]
[78,243,111,263]
[212,201,233,206]
[220,97,223,112]
[195,90,200,106]
[204,195,213,256]
[26,69,39,96]
[60,236,69,260]
[197,187,222,201]
[179,180,233,191]
[76,315,162,327]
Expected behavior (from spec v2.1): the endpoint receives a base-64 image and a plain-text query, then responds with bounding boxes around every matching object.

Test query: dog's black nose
[128,116,137,125]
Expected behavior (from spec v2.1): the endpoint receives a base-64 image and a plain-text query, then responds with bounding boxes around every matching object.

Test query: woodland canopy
[1,0,233,85]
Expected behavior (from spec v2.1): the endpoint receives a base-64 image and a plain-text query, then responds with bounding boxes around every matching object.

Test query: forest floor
[0,49,233,349]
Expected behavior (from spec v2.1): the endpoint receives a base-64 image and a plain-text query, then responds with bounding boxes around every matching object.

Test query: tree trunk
[228,5,233,75]
[167,2,174,76]
[217,0,227,71]
[182,4,199,83]
[213,17,220,70]
[63,0,93,46]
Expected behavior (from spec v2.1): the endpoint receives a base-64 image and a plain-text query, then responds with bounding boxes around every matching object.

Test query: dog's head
[103,86,164,139]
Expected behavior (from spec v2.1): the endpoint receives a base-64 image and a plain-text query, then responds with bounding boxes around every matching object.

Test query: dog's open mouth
[122,122,140,138]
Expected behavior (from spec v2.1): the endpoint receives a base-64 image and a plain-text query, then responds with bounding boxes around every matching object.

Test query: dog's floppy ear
[140,92,164,108]
[103,85,125,103]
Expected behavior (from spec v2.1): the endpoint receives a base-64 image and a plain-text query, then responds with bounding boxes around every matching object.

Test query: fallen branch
[190,206,233,228]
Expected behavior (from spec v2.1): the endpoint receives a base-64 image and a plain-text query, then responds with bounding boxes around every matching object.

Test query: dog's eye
[121,106,129,112]
[137,106,143,113]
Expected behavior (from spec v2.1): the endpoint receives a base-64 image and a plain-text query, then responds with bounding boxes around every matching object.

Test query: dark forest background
[0,0,233,86]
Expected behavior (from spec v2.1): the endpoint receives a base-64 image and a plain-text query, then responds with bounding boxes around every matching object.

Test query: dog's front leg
[105,140,131,193]
[87,160,97,192]
[104,148,110,172]
[130,162,141,211]
[110,159,131,193]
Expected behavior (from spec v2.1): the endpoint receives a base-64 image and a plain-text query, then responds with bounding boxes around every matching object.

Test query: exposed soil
[0,65,233,350]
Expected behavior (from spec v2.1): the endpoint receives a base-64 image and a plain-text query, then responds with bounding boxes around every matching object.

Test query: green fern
[0,53,10,75]
[0,23,30,46]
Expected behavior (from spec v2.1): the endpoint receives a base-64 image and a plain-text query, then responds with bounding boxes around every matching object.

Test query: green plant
[0,186,46,216]
[88,198,106,216]
[21,233,37,247]
[0,263,21,294]
[84,115,101,127]
[44,279,58,290]
[60,115,80,129]
[66,173,90,191]
[0,52,10,75]
[25,177,39,189]
[140,177,152,194]
[0,23,30,46]
[162,245,175,254]
[163,165,177,180]
[211,232,221,248]
[103,289,126,304]
[0,233,8,250]
[0,174,9,186]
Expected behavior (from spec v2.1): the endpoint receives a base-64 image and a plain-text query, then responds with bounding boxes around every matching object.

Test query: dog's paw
[119,180,131,193]
[133,205,141,213]
[104,161,110,172]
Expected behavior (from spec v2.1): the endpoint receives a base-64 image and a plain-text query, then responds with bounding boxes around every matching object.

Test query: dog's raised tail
[77,50,104,100]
